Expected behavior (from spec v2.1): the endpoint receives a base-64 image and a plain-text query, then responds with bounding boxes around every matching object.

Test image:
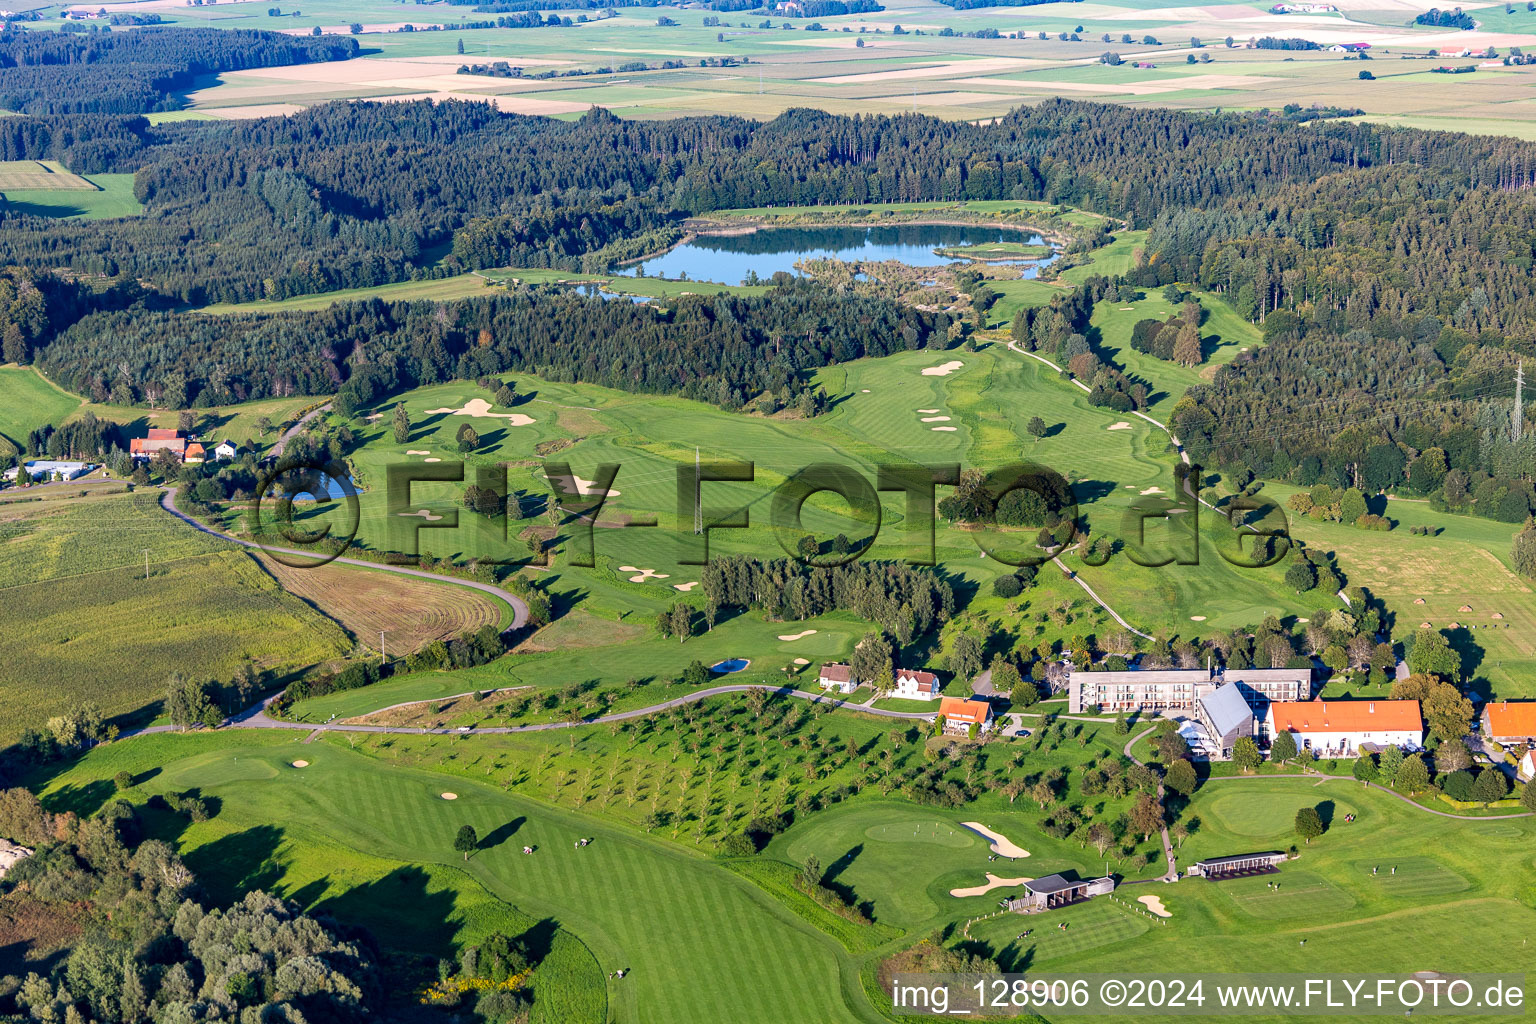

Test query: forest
[0,27,357,115]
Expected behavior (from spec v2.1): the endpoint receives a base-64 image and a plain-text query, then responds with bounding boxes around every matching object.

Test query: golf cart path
[158,486,529,631]
[132,683,940,739]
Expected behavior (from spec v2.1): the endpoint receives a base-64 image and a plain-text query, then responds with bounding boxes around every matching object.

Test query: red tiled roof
[1484,702,1536,738]
[819,664,851,682]
[1270,700,1421,734]
[146,428,181,440]
[940,696,991,726]
[897,669,939,689]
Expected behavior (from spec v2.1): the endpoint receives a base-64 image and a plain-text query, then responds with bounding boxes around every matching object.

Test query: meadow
[0,492,350,740]
[0,365,80,449]
[0,160,142,219]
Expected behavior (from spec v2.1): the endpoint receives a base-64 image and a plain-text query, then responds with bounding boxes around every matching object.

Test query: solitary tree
[1351,755,1378,785]
[1521,781,1536,813]
[1284,559,1317,594]
[951,633,983,681]
[1027,415,1047,440]
[1129,791,1164,841]
[1270,731,1298,763]
[1164,758,1197,797]
[1394,753,1429,794]
[392,402,410,445]
[1294,806,1325,843]
[1232,736,1262,773]
[455,824,479,861]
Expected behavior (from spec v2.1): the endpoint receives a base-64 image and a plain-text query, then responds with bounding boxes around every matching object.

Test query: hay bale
[1492,612,1505,620]
[1458,604,1473,613]
[1419,621,1432,629]
[1414,597,1426,605]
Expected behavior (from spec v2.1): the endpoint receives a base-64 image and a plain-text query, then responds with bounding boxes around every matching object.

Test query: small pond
[616,224,1057,286]
[710,658,752,674]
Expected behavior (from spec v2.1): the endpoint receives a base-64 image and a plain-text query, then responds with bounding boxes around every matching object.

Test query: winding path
[1125,724,1178,880]
[271,402,333,457]
[133,682,939,740]
[159,487,529,631]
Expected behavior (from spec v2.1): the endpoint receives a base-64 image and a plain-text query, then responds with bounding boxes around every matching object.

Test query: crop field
[0,161,94,190]
[119,0,1536,138]
[0,365,81,448]
[254,553,509,653]
[0,492,350,739]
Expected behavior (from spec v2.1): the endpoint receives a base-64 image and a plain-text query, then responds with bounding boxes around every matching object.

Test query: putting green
[864,821,976,849]
[967,900,1149,966]
[1219,871,1357,919]
[1204,787,1356,839]
[1347,857,1470,898]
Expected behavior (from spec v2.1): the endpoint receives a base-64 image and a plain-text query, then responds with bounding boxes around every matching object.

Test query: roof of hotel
[1200,682,1255,738]
[1269,700,1422,734]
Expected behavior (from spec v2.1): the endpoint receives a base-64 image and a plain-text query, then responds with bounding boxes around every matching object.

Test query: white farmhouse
[1265,699,1423,758]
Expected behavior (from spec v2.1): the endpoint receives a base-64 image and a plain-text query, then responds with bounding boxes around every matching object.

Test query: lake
[615,224,1057,286]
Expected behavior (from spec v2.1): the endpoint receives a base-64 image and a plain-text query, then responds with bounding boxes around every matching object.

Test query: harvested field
[254,554,503,652]
[0,161,96,191]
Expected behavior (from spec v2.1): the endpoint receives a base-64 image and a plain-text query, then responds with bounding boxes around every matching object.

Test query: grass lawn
[0,364,81,448]
[67,392,325,453]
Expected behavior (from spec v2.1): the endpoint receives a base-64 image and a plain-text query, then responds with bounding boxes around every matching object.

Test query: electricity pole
[143,549,150,580]
[1514,358,1525,443]
[693,447,703,535]
[379,629,388,667]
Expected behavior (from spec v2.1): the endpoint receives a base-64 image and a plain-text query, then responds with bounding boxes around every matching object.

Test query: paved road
[159,487,529,631]
[136,683,940,739]
[271,402,333,457]
[1125,723,1179,880]
[1201,770,1534,821]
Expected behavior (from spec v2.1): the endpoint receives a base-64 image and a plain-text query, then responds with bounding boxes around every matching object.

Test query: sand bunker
[1137,894,1172,918]
[425,398,536,426]
[921,416,952,423]
[291,760,309,768]
[921,360,964,377]
[861,389,871,393]
[1107,422,1132,430]
[778,629,818,642]
[932,426,958,432]
[620,566,670,583]
[406,450,430,455]
[1140,487,1165,496]
[917,408,941,414]
[793,657,810,665]
[950,873,1033,898]
[1190,615,1207,622]
[673,581,700,592]
[546,470,621,499]
[424,457,441,463]
[398,509,444,521]
[441,793,458,800]
[960,822,1030,859]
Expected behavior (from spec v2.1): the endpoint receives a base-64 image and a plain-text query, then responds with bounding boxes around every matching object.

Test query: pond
[710,658,752,674]
[615,224,1058,286]
[572,283,651,303]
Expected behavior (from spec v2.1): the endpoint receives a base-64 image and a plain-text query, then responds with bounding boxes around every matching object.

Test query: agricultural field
[0,491,350,741]
[254,554,511,653]
[81,0,1536,139]
[0,162,142,219]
